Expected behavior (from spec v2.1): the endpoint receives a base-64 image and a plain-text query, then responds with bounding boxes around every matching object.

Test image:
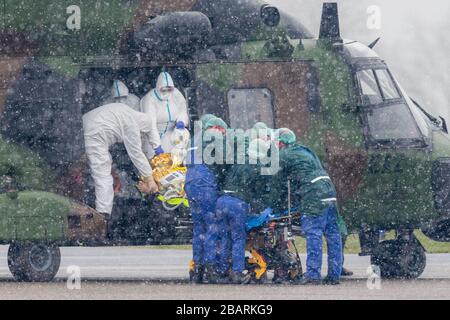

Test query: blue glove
[175,121,185,130]
[261,208,274,216]
[154,146,164,156]
[246,208,274,231]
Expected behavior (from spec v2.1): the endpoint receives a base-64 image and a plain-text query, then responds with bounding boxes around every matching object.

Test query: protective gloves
[246,208,274,231]
[154,146,165,156]
[175,121,186,130]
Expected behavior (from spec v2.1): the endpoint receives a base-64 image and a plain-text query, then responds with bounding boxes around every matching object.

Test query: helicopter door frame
[225,86,276,130]
[193,59,321,135]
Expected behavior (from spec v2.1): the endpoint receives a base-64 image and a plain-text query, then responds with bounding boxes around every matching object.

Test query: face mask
[208,126,227,135]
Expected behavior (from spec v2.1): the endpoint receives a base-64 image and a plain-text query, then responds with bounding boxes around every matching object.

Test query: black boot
[229,271,250,285]
[190,266,204,284]
[297,277,322,286]
[204,264,223,284]
[322,277,341,285]
[341,267,354,277]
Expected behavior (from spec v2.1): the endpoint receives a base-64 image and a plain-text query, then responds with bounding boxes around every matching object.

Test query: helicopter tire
[8,241,61,282]
[370,237,426,279]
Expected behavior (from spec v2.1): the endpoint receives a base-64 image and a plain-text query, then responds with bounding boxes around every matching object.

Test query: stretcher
[188,208,304,284]
[244,209,303,284]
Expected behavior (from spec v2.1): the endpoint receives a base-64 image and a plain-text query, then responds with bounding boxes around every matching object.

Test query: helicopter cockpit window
[227,88,275,130]
[374,69,401,100]
[367,103,422,142]
[357,70,383,105]
[357,68,402,106]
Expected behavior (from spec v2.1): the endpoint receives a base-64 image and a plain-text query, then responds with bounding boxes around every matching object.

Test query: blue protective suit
[215,195,250,274]
[185,164,219,268]
[301,204,343,281]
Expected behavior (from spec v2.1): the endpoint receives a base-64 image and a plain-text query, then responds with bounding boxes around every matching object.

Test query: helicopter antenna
[368,37,381,49]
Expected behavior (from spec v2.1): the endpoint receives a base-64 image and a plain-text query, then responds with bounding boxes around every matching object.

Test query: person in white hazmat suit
[103,80,141,111]
[140,72,189,158]
[82,103,162,219]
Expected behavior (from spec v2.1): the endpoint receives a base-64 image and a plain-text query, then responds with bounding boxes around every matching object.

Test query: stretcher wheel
[288,269,303,283]
[250,271,268,284]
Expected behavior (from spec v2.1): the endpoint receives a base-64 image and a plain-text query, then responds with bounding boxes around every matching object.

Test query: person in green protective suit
[274,133,342,285]
[274,128,352,278]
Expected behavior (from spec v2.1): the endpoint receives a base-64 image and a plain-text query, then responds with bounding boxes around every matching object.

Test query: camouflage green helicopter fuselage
[1,0,450,255]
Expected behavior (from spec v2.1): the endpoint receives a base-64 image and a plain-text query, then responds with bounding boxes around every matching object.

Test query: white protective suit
[140,72,189,156]
[103,80,141,111]
[83,103,161,214]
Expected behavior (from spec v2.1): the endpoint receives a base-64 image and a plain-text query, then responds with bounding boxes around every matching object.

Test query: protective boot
[297,277,322,286]
[341,267,354,277]
[204,264,226,284]
[322,276,341,286]
[229,271,250,285]
[190,265,204,284]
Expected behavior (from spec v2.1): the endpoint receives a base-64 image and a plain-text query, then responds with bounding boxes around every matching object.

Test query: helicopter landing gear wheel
[8,242,61,282]
[371,234,426,279]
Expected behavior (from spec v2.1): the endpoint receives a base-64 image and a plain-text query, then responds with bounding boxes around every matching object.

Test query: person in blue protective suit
[216,137,273,284]
[274,129,343,285]
[215,194,251,284]
[185,115,229,284]
[140,71,189,158]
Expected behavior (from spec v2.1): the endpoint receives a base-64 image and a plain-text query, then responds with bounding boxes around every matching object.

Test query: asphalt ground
[1,246,449,300]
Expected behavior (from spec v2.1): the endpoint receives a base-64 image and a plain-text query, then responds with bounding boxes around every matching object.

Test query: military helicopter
[0,0,449,282]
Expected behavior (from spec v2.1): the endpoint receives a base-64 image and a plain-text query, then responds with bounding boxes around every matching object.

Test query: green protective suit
[221,139,280,214]
[276,143,338,217]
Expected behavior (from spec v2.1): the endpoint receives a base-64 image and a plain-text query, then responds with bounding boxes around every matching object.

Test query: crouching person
[185,115,228,283]
[215,195,250,284]
[277,134,342,285]
[215,137,275,284]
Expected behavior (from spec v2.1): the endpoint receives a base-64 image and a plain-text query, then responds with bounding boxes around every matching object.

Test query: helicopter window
[357,70,383,105]
[367,103,422,141]
[227,88,275,130]
[374,69,401,100]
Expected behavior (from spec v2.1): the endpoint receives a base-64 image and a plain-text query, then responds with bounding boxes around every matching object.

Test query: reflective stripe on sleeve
[311,176,331,184]
[321,198,337,202]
